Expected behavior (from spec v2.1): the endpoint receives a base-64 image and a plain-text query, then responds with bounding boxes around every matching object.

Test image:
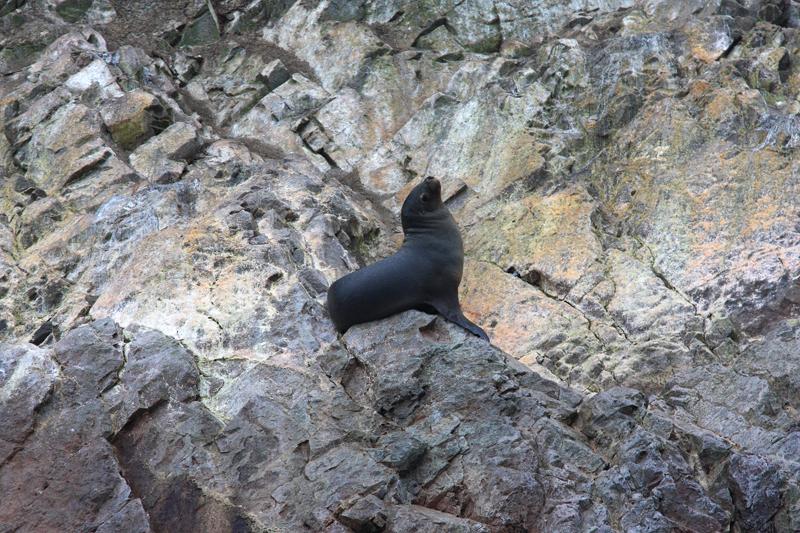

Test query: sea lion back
[326,252,421,334]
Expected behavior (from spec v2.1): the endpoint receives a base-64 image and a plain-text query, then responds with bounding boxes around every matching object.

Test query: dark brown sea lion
[327,177,489,341]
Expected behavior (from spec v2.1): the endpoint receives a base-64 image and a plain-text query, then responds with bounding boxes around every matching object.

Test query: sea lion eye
[420,193,429,202]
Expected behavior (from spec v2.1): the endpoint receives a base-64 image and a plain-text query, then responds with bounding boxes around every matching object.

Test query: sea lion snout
[424,176,441,194]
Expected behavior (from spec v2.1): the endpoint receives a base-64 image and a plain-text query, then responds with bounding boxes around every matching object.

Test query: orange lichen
[688,80,712,98]
[704,91,735,121]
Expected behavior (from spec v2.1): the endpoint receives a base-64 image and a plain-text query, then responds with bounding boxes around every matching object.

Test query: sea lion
[327,176,489,341]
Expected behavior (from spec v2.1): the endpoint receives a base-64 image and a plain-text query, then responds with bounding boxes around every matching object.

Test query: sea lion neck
[401,205,453,235]
[401,208,463,257]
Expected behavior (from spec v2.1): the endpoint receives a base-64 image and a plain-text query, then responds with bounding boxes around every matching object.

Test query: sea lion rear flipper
[432,300,490,342]
[457,314,490,342]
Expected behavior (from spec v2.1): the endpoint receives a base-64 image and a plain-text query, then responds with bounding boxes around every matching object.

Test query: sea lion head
[401,177,444,228]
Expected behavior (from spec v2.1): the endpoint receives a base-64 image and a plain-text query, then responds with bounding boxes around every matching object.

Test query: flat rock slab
[101,90,162,150]
[129,122,200,182]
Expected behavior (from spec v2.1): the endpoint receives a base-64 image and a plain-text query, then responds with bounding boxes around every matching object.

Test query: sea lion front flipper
[431,300,490,342]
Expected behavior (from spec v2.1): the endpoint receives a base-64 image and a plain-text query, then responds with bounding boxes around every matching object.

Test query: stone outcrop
[1,0,799,531]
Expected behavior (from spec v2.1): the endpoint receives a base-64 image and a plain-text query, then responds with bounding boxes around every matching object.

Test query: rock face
[1,0,800,531]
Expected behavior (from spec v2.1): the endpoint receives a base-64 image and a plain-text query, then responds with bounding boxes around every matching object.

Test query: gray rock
[19,196,64,248]
[64,59,124,99]
[100,90,163,150]
[0,0,27,17]
[20,102,137,205]
[373,432,428,472]
[257,58,291,91]
[449,0,502,53]
[0,342,59,463]
[179,8,221,47]
[727,454,783,531]
[129,122,200,181]
[103,323,200,432]
[578,387,647,448]
[2,1,800,531]
[338,494,387,532]
[0,322,162,532]
[230,73,331,167]
[387,504,490,532]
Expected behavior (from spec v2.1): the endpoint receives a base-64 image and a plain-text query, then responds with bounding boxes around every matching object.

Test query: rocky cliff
[1,0,800,531]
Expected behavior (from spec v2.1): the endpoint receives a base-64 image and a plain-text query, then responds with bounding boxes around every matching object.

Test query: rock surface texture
[2,0,800,531]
